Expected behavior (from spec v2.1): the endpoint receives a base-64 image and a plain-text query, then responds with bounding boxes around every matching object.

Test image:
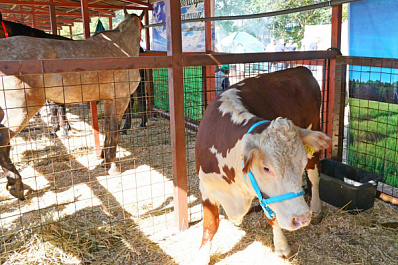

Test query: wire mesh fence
[334,56,398,205]
[0,57,331,263]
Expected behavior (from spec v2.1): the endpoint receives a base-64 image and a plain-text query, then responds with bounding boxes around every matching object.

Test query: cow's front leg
[266,217,291,258]
[307,165,321,213]
[194,197,220,265]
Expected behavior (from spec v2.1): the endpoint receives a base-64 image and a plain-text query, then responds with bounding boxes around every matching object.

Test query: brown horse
[0,12,69,40]
[0,12,72,137]
[0,9,144,200]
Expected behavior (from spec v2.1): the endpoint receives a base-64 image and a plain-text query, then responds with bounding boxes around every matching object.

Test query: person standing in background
[275,38,286,70]
[285,37,298,51]
[215,65,230,95]
[285,37,298,68]
[308,37,321,72]
[309,37,321,51]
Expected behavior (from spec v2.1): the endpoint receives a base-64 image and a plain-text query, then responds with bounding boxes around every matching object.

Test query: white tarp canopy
[220,31,265,53]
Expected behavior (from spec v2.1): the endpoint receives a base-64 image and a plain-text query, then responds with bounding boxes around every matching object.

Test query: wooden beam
[166,0,189,231]
[0,9,113,17]
[49,0,57,35]
[328,4,343,158]
[0,0,152,10]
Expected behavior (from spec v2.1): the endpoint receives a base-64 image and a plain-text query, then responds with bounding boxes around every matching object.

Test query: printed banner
[152,0,207,52]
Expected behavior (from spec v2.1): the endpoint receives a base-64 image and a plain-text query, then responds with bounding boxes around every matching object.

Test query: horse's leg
[100,99,112,161]
[0,105,42,200]
[49,101,59,138]
[102,98,130,172]
[57,103,70,137]
[121,99,132,132]
[137,69,147,128]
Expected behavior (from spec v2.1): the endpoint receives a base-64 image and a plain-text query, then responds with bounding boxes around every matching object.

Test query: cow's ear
[124,6,129,17]
[242,136,257,174]
[298,127,331,152]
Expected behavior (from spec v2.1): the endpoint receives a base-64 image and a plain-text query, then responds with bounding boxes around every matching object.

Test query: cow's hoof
[49,132,57,138]
[311,211,324,225]
[275,245,291,258]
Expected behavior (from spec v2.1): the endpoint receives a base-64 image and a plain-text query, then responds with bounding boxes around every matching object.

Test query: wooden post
[327,4,343,158]
[165,0,188,231]
[49,1,57,35]
[81,0,101,157]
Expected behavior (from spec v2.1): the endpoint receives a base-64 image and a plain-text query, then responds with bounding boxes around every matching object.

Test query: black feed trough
[319,159,382,212]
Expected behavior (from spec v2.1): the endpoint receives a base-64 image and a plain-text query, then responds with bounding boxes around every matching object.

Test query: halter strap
[242,120,305,220]
[1,21,8,38]
[133,15,142,42]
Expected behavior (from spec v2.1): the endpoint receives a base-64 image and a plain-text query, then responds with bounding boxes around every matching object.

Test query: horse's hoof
[7,181,27,201]
[108,163,121,176]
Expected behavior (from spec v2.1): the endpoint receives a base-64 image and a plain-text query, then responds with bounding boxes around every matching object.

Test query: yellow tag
[305,144,314,156]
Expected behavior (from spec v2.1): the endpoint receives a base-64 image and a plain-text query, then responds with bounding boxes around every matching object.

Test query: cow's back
[195,67,321,174]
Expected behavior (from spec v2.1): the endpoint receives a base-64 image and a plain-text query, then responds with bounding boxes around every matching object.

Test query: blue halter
[242,120,305,220]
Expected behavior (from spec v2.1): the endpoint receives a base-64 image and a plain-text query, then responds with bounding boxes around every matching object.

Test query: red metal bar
[0,8,113,18]
[145,10,150,50]
[80,0,101,157]
[0,0,152,10]
[143,10,154,117]
[327,5,343,158]
[204,0,214,106]
[31,5,36,28]
[166,0,188,231]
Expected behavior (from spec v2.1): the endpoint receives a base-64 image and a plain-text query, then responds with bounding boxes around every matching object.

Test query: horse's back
[0,35,138,60]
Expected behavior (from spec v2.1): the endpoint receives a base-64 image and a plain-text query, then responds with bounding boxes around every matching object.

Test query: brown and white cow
[194,66,330,264]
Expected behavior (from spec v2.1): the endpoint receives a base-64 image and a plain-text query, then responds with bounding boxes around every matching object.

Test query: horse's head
[119,7,145,32]
[114,7,144,49]
[124,7,145,21]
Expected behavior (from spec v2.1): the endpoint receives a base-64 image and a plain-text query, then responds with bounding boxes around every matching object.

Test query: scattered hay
[1,210,176,265]
[0,105,397,264]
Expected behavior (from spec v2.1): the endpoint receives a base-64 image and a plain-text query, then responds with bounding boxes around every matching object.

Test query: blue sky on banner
[349,0,398,83]
[152,0,207,52]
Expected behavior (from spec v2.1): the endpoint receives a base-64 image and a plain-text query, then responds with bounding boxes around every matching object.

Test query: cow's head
[241,117,330,230]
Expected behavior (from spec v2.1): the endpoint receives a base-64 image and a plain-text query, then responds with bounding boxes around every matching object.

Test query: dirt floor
[0,104,397,265]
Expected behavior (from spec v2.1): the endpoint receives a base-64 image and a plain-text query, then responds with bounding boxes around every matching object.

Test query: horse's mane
[0,17,69,40]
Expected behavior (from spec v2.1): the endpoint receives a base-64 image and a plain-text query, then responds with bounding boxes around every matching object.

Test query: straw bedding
[0,104,396,265]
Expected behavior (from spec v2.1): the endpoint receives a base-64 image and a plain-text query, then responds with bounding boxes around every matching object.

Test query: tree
[215,0,348,49]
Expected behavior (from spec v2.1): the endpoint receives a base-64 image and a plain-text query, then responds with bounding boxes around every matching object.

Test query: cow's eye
[263,167,270,173]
